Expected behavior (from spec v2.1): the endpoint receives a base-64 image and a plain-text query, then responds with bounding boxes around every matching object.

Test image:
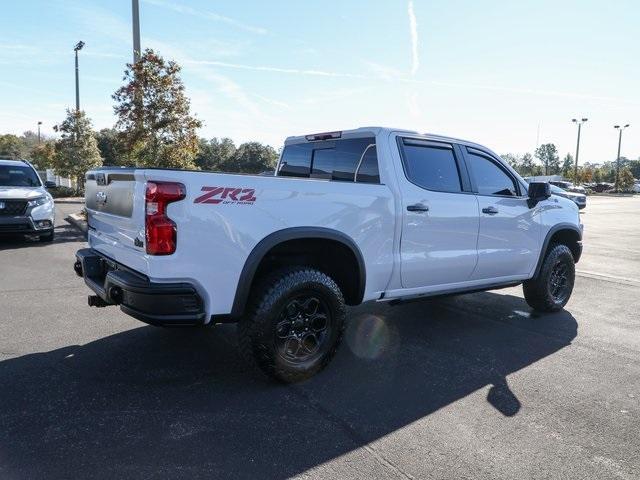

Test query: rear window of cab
[277,137,380,184]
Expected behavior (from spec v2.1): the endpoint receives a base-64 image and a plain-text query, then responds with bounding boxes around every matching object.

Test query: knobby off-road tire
[523,244,575,312]
[238,268,347,383]
[39,231,54,242]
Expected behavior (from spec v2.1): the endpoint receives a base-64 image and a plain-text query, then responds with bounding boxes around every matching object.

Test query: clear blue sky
[1,0,638,164]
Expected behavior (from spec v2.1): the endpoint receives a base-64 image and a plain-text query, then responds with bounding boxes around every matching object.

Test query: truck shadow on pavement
[0,291,577,479]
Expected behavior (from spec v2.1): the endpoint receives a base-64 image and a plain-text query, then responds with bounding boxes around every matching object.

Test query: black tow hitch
[88,295,110,308]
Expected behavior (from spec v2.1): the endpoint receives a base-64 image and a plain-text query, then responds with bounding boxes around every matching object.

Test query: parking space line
[576,270,640,287]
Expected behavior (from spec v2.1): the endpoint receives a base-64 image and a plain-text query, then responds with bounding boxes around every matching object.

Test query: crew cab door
[462,147,540,280]
[395,137,479,288]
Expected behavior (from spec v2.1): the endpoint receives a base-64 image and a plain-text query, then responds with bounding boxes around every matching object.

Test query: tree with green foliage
[535,143,560,175]
[96,128,127,166]
[52,109,103,190]
[195,137,237,171]
[592,168,602,183]
[561,153,574,177]
[30,141,56,169]
[20,131,40,156]
[628,159,640,179]
[113,49,202,169]
[501,153,521,171]
[618,167,635,191]
[230,142,278,174]
[0,134,23,159]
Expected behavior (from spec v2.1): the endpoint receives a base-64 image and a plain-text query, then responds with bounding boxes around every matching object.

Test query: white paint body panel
[85,127,582,320]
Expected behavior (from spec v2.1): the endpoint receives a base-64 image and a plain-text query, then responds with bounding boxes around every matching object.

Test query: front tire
[523,244,575,312]
[238,268,346,383]
[39,230,54,242]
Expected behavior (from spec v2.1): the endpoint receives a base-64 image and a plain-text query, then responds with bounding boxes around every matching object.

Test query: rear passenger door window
[400,140,462,192]
[467,152,518,196]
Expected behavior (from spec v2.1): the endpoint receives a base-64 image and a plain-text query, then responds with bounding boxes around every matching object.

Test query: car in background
[550,180,587,194]
[632,182,640,193]
[585,182,614,193]
[550,184,586,209]
[0,158,56,241]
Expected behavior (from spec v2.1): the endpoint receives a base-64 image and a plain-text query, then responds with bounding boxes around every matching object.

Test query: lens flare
[346,314,390,359]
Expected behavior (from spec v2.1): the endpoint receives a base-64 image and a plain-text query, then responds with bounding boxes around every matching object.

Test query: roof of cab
[284,127,487,150]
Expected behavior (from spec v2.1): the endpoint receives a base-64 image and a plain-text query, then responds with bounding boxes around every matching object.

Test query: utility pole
[74,41,85,112]
[37,121,42,144]
[572,118,588,183]
[614,124,630,190]
[132,0,141,63]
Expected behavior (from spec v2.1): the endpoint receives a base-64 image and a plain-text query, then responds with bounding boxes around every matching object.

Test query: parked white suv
[0,159,55,242]
[75,127,583,382]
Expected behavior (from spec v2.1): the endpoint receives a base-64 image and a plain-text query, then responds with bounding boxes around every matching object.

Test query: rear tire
[523,244,575,312]
[238,268,346,383]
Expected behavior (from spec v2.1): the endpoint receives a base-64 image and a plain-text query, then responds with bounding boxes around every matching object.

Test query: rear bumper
[75,248,206,326]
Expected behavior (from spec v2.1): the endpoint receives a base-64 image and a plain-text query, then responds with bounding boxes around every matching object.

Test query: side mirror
[44,180,57,189]
[527,182,550,208]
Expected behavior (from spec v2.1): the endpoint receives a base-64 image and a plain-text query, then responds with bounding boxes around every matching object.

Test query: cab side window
[468,153,518,196]
[400,141,462,193]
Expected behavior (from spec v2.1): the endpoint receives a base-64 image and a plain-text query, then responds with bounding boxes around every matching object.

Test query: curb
[65,213,88,235]
[55,198,85,204]
[587,193,636,197]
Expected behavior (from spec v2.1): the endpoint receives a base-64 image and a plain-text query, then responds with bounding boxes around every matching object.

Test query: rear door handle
[482,206,499,215]
[407,203,429,212]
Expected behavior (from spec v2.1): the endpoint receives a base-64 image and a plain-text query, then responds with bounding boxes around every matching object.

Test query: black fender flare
[532,223,583,278]
[229,227,366,318]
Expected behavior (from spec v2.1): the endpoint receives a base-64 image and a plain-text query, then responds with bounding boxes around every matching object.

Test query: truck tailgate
[85,169,149,274]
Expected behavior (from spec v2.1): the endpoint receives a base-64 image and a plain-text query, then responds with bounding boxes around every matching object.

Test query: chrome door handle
[407,203,429,213]
[482,206,499,215]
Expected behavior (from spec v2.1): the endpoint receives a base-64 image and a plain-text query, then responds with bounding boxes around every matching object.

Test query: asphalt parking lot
[1,196,639,479]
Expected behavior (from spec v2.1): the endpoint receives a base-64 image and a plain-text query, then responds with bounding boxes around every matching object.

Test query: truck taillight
[145,181,185,255]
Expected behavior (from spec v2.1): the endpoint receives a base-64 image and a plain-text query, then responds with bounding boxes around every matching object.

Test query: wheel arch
[533,223,582,278]
[229,227,366,318]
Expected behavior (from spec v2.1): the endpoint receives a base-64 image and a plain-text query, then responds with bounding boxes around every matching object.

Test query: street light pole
[572,118,588,183]
[73,41,85,112]
[614,124,630,190]
[132,0,141,63]
[37,121,42,144]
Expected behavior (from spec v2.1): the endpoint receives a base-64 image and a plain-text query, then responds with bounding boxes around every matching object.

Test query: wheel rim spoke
[276,319,292,339]
[550,261,570,301]
[310,313,328,333]
[275,294,331,363]
[301,297,320,315]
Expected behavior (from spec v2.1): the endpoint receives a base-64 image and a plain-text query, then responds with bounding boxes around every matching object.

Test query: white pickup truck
[75,127,583,382]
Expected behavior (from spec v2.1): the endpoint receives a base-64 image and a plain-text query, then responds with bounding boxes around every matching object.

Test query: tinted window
[469,154,518,196]
[311,147,338,180]
[355,145,380,184]
[401,143,461,192]
[278,143,313,178]
[278,137,375,181]
[0,165,41,187]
